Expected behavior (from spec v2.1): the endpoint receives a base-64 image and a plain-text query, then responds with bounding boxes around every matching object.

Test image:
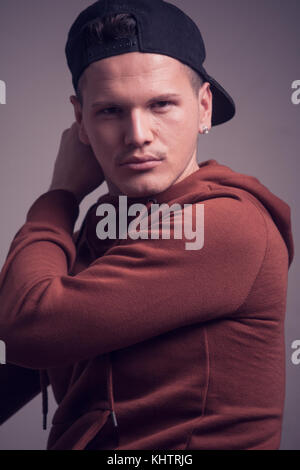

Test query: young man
[0,0,294,450]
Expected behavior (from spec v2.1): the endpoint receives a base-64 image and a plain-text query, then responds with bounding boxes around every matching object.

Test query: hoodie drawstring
[106,353,120,447]
[40,357,120,447]
[40,369,49,430]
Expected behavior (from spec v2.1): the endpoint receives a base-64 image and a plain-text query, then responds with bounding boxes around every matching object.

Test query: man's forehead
[79,52,192,104]
[86,52,185,80]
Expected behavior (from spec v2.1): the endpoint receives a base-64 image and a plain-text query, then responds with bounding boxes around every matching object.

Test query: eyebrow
[91,93,181,108]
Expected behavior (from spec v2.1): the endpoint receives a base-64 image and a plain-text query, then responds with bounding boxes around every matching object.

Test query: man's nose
[123,109,153,147]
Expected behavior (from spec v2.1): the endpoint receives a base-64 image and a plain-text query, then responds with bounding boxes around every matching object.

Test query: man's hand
[48,122,105,204]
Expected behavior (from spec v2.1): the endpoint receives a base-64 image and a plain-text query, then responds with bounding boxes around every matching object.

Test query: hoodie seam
[185,326,210,450]
[201,326,210,417]
[232,198,269,315]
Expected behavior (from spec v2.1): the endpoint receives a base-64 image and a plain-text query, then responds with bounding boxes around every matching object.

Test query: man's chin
[110,171,171,199]
[115,180,169,199]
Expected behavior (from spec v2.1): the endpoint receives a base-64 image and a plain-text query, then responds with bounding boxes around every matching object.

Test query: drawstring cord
[40,369,49,430]
[39,359,119,426]
[40,357,120,446]
[106,353,120,447]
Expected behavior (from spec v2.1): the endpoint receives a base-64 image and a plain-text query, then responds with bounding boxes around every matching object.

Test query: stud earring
[202,126,210,135]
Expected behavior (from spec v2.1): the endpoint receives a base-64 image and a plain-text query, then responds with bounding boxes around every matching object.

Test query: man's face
[71,52,212,197]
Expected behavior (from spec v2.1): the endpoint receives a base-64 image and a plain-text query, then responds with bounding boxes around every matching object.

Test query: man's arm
[0,229,81,425]
[0,188,267,370]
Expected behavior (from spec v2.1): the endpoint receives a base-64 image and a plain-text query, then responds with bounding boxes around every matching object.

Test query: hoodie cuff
[26,189,80,234]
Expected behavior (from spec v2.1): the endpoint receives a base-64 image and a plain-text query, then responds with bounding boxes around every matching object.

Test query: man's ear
[69,95,90,145]
[198,82,213,134]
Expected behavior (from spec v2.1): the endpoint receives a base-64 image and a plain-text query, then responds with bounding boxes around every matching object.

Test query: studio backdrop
[0,0,299,450]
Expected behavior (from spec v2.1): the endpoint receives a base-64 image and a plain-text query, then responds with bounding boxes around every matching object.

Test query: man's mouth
[120,155,163,171]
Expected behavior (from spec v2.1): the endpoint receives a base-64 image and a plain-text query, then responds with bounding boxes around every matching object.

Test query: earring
[202,126,210,135]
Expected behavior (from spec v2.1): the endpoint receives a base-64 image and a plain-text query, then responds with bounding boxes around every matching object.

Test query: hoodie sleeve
[0,189,268,369]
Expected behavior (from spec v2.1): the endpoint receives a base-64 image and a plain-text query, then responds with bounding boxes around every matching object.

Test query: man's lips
[120,160,163,171]
[120,155,161,165]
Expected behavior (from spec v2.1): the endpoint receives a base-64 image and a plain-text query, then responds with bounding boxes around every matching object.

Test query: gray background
[0,0,299,450]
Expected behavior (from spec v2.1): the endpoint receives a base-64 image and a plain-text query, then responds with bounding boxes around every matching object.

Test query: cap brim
[201,68,236,127]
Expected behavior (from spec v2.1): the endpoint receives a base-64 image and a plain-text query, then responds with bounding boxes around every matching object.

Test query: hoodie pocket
[47,409,111,450]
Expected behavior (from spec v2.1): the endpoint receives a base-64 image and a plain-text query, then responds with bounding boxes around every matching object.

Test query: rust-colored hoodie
[0,160,294,450]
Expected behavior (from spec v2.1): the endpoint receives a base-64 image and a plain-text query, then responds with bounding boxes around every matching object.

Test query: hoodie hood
[195,160,294,266]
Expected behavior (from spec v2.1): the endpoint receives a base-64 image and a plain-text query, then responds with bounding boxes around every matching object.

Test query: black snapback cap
[65,0,236,127]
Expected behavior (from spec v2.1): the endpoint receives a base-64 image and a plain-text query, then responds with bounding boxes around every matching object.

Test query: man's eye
[98,107,120,115]
[97,101,173,116]
[152,101,172,109]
